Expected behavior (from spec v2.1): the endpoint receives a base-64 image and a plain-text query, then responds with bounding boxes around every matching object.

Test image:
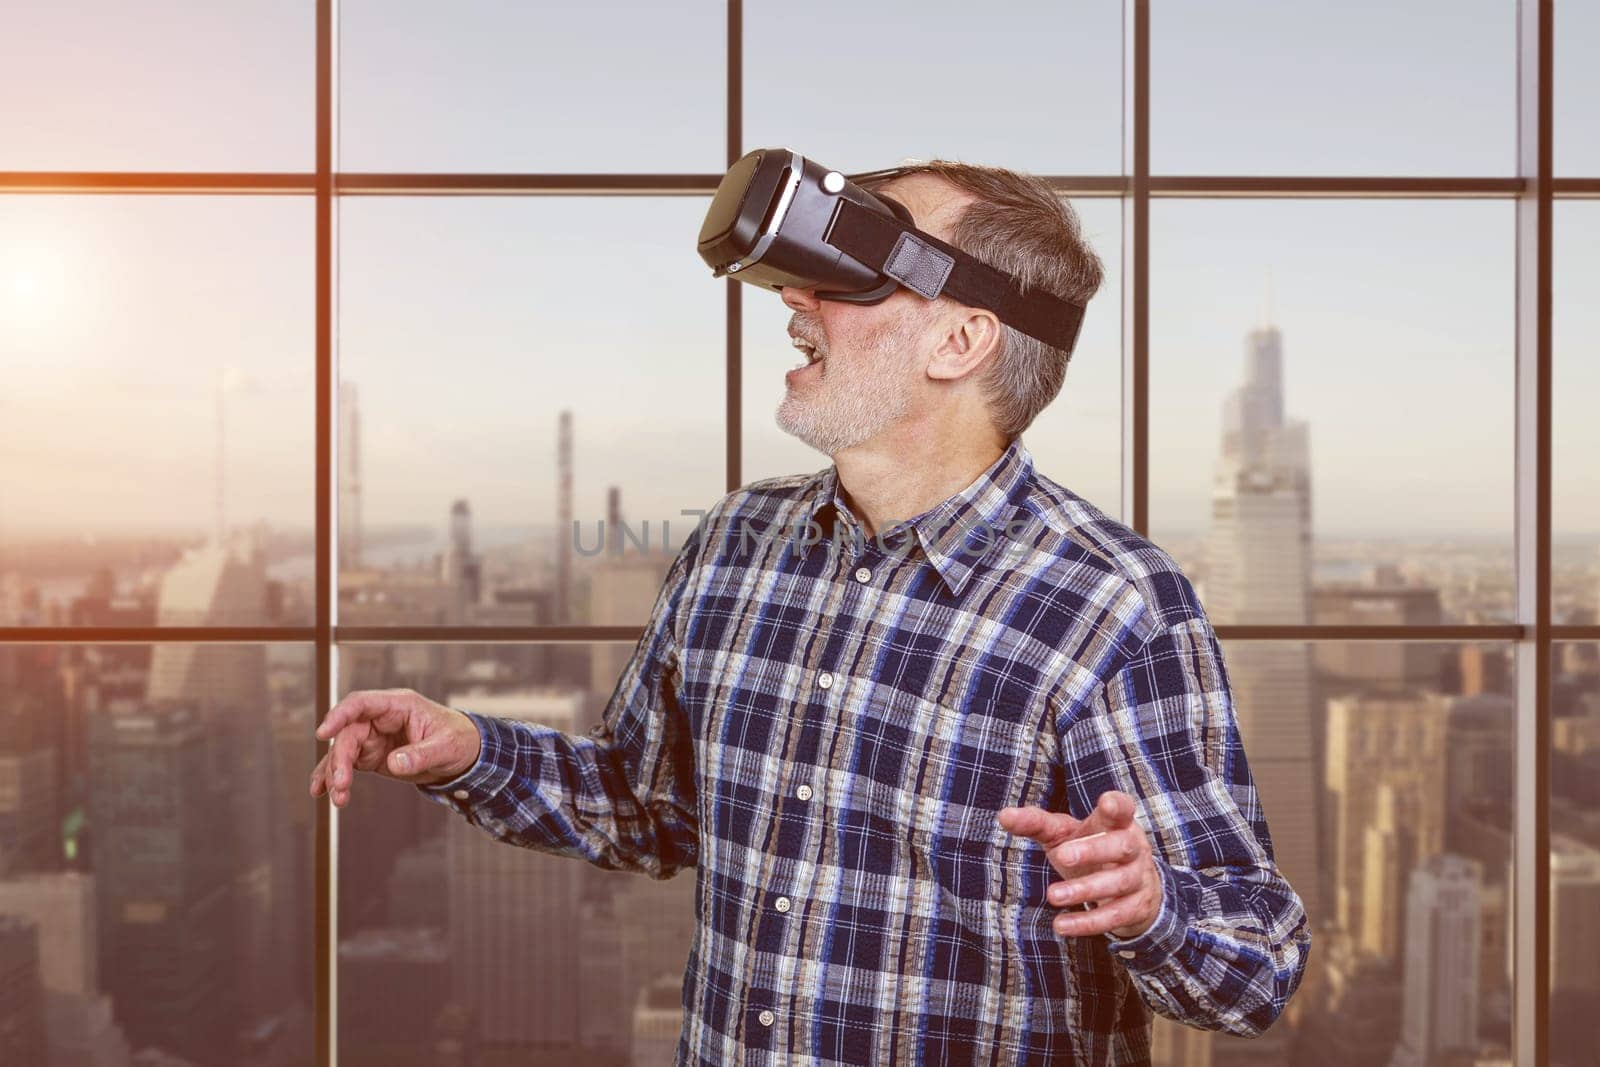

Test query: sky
[0,0,1595,547]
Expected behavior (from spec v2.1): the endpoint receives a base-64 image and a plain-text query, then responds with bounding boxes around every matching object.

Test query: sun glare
[0,245,68,329]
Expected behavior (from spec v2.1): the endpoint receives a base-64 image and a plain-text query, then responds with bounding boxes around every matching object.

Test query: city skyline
[3,4,1598,547]
[2,3,1595,1064]
[1,343,1590,1060]
[3,194,1595,542]
[1,282,1594,1062]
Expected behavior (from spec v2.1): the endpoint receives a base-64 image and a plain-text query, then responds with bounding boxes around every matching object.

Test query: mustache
[787,312,826,347]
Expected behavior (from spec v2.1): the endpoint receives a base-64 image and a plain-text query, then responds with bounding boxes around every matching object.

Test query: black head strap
[824,198,1086,353]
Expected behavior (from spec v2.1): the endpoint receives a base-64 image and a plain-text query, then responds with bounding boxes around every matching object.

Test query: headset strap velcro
[825,198,1086,353]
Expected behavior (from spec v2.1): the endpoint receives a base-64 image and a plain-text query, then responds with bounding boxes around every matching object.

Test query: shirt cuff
[1104,853,1189,967]
[415,710,519,808]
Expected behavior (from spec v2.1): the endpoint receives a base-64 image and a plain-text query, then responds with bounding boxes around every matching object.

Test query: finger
[1081,790,1137,835]
[1047,826,1143,875]
[329,722,369,797]
[1046,864,1143,909]
[386,733,454,779]
[1052,896,1142,938]
[1038,830,1115,880]
[357,734,390,775]
[313,754,335,798]
[316,688,411,742]
[996,805,1084,847]
[315,693,365,740]
[1061,791,1136,847]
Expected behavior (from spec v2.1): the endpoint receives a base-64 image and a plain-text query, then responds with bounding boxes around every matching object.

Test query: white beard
[776,312,921,455]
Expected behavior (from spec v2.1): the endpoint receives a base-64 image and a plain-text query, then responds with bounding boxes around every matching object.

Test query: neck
[833,421,1010,539]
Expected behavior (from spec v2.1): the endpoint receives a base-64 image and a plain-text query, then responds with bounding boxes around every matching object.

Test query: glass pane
[740,195,1124,520]
[1152,639,1514,1063]
[744,0,1123,176]
[1152,1,1516,176]
[0,197,314,627]
[0,643,316,1064]
[1150,200,1514,625]
[1555,202,1599,612]
[1551,642,1600,1065]
[337,1,724,173]
[333,641,683,1066]
[0,1,313,171]
[336,197,723,627]
[1556,0,1600,176]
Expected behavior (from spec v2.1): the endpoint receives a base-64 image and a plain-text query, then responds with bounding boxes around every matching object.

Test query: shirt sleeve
[415,520,705,881]
[1065,607,1312,1038]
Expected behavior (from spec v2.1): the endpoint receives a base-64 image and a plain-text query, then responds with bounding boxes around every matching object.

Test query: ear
[926,307,1003,383]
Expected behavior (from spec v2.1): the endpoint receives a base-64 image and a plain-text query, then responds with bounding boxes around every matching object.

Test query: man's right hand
[309,688,483,807]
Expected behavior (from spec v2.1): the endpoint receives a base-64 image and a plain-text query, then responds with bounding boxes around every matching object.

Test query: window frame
[0,3,1590,1064]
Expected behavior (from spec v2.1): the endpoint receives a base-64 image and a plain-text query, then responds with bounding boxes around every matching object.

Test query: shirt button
[854,566,872,583]
[1118,949,1136,959]
[758,1009,775,1027]
[452,789,469,801]
[775,896,792,913]
[817,671,833,690]
[795,784,812,801]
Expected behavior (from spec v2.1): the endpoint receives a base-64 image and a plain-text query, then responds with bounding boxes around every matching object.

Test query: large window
[1,3,1588,1065]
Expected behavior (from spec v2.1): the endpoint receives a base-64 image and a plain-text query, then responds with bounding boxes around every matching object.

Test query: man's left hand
[996,790,1162,941]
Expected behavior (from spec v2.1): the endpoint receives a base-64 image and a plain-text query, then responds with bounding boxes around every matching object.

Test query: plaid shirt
[422,437,1310,1065]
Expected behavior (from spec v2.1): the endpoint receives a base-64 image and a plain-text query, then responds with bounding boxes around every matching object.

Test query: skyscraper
[339,381,364,570]
[0,914,48,1066]
[1549,834,1600,1059]
[140,533,289,1036]
[1323,690,1447,958]
[1173,318,1319,1067]
[444,687,585,1051]
[145,537,268,713]
[89,704,232,1059]
[1204,321,1320,926]
[0,870,133,1066]
[1390,854,1482,1066]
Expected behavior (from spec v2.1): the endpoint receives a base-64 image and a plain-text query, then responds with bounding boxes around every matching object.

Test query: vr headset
[696,147,1087,354]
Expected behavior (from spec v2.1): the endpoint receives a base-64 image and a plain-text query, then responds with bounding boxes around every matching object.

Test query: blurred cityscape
[1,315,1597,1065]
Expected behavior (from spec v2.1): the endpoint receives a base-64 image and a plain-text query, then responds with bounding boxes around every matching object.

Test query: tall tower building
[1204,320,1320,928]
[89,704,233,1060]
[1550,836,1600,1001]
[339,382,364,570]
[588,487,675,731]
[138,533,289,1037]
[1516,835,1600,1058]
[445,688,585,1051]
[441,498,482,620]
[0,746,55,877]
[631,974,687,1066]
[1173,317,1320,1067]
[556,410,574,624]
[1360,781,1418,960]
[614,863,696,1049]
[1324,690,1447,958]
[1390,854,1481,1066]
[0,915,48,1067]
[146,538,269,715]
[0,871,133,1066]
[441,499,482,682]
[73,531,286,1052]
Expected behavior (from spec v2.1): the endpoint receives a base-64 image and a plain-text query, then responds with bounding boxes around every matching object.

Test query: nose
[779,285,821,313]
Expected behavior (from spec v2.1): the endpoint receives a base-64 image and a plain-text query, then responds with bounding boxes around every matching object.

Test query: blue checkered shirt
[422,437,1310,1065]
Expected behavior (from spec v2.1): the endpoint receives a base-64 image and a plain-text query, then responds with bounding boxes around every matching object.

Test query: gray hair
[863,160,1106,438]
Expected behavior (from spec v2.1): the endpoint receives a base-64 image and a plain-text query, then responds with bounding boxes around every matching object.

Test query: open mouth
[790,334,824,370]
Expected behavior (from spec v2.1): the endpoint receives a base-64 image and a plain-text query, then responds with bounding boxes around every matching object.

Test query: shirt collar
[794,437,1036,597]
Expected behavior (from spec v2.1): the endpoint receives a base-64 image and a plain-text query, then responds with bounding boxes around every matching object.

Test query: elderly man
[312,157,1310,1065]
